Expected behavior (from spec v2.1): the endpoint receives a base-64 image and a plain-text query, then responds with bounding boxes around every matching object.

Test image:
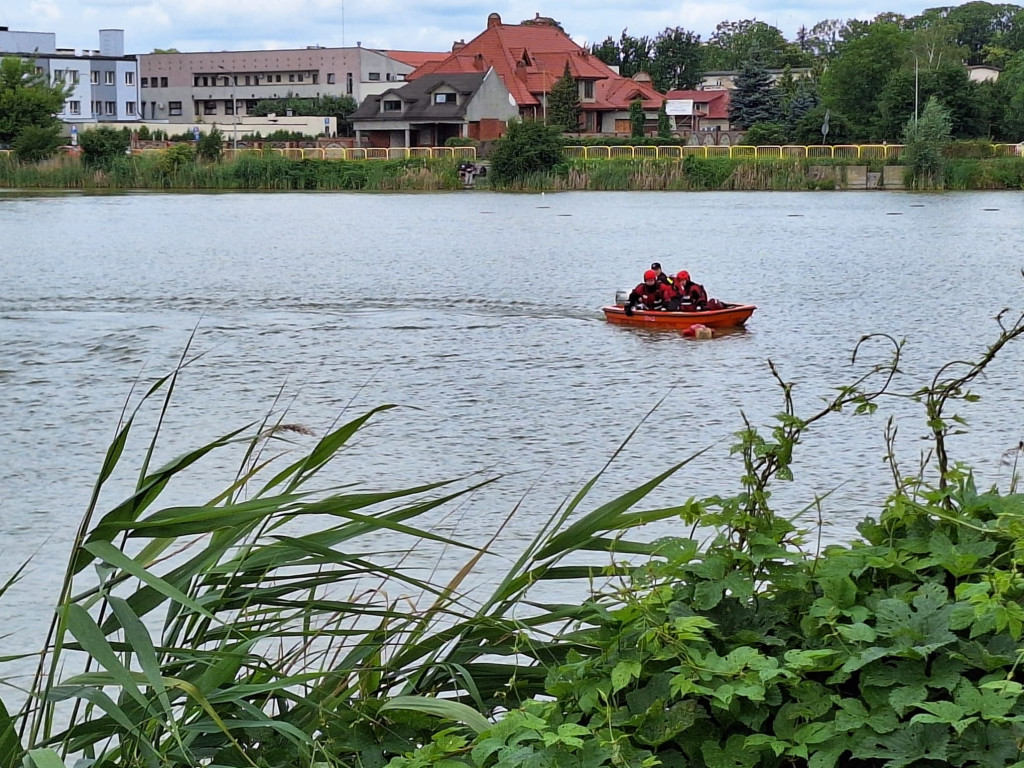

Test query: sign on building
[664,99,694,116]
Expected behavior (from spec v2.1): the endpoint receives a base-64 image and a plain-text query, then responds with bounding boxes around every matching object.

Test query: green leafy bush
[78,126,131,167]
[489,120,565,186]
[196,126,223,162]
[12,124,63,162]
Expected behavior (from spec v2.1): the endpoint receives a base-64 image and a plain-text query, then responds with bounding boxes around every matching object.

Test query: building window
[204,101,217,115]
[53,69,64,82]
[92,101,100,115]
[383,99,401,111]
[245,75,251,85]
[68,101,81,115]
[288,74,295,82]
[169,101,182,116]
[194,76,201,86]
[583,80,594,99]
[327,73,336,84]
[224,100,234,115]
[160,77,168,87]
[368,72,381,81]
[71,71,80,84]
[104,101,116,115]
[297,73,304,82]
[35,66,44,75]
[90,70,99,84]
[125,71,135,85]
[126,101,136,115]
[434,92,456,104]
[104,71,114,85]
[141,77,149,87]
[346,72,353,94]
[311,73,318,84]
[386,73,394,81]
[275,74,282,82]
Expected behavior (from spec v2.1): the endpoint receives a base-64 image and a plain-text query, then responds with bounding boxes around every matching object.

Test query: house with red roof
[409,12,665,135]
[665,89,732,138]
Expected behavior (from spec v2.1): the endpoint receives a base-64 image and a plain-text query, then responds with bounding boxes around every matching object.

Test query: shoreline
[2,155,1022,191]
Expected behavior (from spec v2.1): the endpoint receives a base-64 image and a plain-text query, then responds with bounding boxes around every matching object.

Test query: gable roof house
[408,12,665,135]
[350,68,517,148]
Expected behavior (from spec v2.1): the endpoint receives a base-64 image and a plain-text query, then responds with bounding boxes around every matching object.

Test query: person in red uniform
[625,270,673,315]
[668,270,709,311]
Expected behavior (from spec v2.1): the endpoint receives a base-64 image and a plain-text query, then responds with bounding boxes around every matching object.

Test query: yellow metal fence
[211,146,475,161]
[563,144,1023,160]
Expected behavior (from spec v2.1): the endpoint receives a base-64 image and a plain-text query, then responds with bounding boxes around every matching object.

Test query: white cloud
[5,0,985,56]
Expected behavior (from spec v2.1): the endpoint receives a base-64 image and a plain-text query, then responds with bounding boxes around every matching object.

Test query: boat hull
[602,303,756,330]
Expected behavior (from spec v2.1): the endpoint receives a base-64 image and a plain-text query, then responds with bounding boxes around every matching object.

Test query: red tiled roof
[409,15,664,110]
[665,89,731,120]
[385,50,448,68]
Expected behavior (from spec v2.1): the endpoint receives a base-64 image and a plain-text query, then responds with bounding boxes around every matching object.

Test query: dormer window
[434,92,457,104]
[580,80,594,99]
[383,99,402,111]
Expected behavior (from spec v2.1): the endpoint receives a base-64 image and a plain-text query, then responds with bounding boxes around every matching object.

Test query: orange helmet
[643,269,657,281]
[676,270,690,282]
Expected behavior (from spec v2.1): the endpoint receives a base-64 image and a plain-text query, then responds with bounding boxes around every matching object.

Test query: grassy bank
[0,152,462,190]
[2,316,1024,768]
[487,156,1024,191]
[3,151,1024,192]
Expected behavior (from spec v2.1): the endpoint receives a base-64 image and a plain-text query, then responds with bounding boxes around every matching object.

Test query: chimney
[487,12,502,28]
[452,39,466,52]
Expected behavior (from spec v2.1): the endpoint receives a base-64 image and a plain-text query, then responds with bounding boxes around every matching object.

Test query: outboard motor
[615,289,630,306]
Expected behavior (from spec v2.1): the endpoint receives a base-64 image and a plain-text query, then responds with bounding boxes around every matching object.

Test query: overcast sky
[8,0,978,55]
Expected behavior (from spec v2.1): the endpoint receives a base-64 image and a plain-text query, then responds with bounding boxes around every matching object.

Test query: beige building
[138,46,445,124]
[966,64,1000,83]
[699,67,812,91]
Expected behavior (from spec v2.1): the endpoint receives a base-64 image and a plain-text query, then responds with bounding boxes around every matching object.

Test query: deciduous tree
[590,36,620,67]
[820,21,911,139]
[0,56,68,145]
[651,27,704,91]
[902,95,953,187]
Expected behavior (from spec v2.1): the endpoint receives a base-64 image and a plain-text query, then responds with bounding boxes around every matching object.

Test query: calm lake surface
[1,189,1023,680]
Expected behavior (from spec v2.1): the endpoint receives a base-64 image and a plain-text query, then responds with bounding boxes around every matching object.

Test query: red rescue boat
[602,303,757,330]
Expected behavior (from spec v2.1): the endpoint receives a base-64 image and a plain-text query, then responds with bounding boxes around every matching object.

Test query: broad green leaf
[27,748,66,768]
[611,660,642,693]
[380,696,490,735]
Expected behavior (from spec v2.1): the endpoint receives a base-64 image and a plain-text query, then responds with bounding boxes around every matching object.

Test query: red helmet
[643,269,657,281]
[676,270,690,282]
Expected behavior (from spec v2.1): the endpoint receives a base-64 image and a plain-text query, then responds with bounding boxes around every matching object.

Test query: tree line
[577,1,1024,142]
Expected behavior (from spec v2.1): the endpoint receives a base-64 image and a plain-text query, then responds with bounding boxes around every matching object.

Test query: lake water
[1,189,1023,683]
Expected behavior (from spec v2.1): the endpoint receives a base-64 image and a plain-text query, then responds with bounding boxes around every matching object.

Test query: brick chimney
[487,12,502,28]
[452,39,466,52]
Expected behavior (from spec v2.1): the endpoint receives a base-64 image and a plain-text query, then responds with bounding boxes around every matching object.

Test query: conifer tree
[630,99,647,138]
[547,62,581,131]
[657,102,672,138]
[728,56,781,129]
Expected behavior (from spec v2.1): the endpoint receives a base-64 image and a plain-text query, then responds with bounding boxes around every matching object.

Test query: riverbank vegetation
[1,311,1023,768]
[4,147,1023,192]
[0,151,462,191]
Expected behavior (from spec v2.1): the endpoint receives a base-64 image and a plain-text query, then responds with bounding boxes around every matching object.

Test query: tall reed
[0,153,462,191]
